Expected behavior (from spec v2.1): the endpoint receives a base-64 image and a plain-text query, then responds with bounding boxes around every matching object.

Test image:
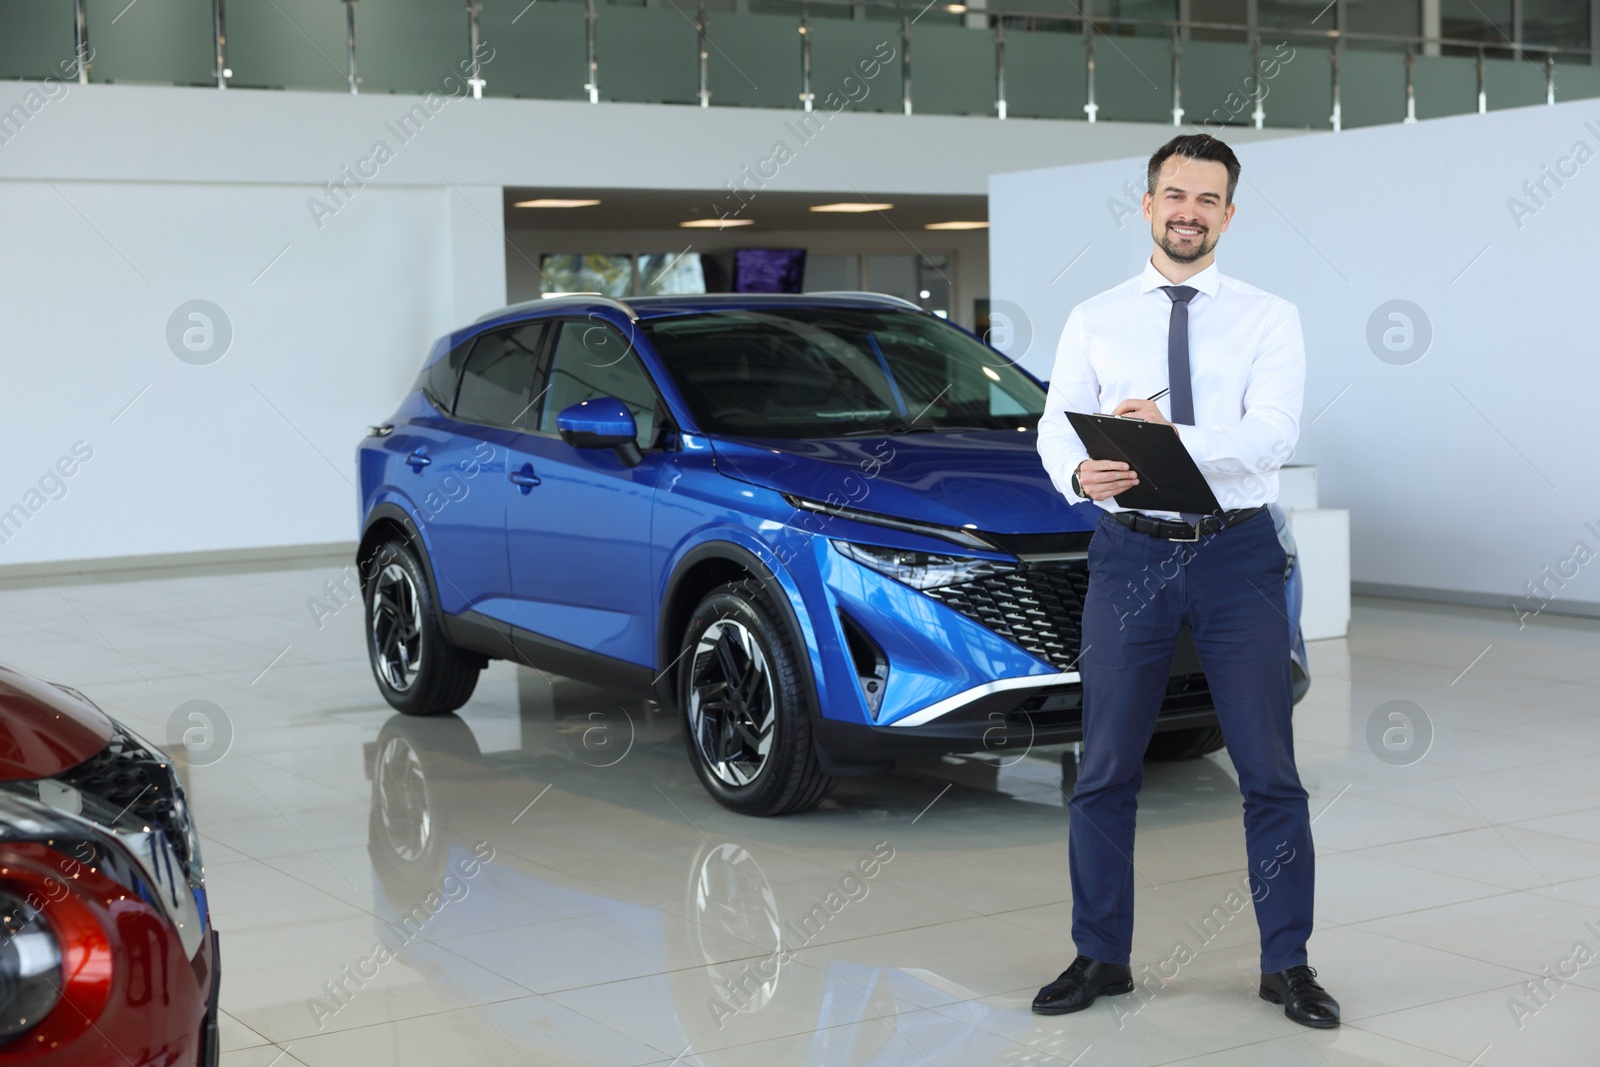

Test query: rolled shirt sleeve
[1036,306,1097,505]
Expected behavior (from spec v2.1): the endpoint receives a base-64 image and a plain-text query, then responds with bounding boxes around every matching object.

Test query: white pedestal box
[1286,508,1351,641]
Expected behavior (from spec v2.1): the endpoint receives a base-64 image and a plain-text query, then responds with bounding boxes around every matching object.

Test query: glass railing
[3,0,1596,130]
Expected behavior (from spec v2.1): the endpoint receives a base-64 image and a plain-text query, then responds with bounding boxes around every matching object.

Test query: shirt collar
[1138,258,1221,299]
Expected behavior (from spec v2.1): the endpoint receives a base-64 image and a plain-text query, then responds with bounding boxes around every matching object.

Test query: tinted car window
[642,308,1044,439]
[416,341,471,413]
[454,323,546,429]
[538,321,659,448]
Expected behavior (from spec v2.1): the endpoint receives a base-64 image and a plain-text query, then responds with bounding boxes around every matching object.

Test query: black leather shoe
[1259,965,1340,1028]
[1031,955,1134,1015]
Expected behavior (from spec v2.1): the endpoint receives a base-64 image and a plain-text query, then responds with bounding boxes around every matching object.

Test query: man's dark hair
[1147,133,1241,205]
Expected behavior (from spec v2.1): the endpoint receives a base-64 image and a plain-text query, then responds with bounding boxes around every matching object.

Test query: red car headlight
[0,844,116,1055]
[0,891,63,1041]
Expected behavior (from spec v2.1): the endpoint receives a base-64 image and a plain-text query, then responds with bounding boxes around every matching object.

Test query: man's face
[1142,156,1235,264]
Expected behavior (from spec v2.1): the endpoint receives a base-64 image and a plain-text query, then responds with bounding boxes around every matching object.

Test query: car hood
[710,430,1096,535]
[0,663,115,781]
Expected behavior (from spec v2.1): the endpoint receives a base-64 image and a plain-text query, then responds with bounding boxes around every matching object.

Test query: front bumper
[812,626,1220,768]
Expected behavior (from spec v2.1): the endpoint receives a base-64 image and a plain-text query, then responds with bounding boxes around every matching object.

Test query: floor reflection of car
[0,664,220,1067]
[356,293,1310,815]
[362,703,1238,1065]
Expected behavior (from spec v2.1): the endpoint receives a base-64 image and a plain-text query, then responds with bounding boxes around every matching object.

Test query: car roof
[473,291,927,327]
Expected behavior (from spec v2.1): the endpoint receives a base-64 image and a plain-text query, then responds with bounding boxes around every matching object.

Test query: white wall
[0,82,1301,194]
[0,79,1299,568]
[0,180,501,565]
[990,100,1600,614]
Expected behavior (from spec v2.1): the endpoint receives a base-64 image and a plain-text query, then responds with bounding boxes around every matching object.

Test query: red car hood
[0,663,114,781]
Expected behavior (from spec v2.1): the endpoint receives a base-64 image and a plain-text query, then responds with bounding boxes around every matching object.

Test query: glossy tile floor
[3,564,1599,1066]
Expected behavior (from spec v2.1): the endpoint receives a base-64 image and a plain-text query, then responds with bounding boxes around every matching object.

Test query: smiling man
[1034,134,1338,1029]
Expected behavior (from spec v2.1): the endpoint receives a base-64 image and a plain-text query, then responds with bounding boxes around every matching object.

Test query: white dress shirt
[1037,258,1305,520]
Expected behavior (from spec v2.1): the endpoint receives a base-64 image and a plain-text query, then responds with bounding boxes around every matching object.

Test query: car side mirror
[556,397,642,467]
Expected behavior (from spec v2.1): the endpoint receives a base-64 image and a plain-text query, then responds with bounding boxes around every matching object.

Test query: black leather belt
[1110,505,1266,542]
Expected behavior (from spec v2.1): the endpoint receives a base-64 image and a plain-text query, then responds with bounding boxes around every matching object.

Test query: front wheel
[679,581,833,816]
[363,539,482,716]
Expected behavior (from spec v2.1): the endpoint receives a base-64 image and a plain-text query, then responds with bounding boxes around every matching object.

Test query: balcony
[2,0,1597,129]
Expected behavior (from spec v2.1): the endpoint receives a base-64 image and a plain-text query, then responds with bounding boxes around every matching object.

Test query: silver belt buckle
[1168,522,1203,543]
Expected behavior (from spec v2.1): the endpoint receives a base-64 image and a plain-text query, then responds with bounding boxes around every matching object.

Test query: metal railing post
[1169,23,1183,125]
[1476,45,1486,112]
[697,1,710,108]
[1404,45,1417,122]
[800,10,814,112]
[995,18,1007,119]
[1545,53,1554,104]
[1329,35,1341,130]
[74,0,89,84]
[467,0,485,98]
[1084,20,1097,122]
[901,15,912,115]
[1250,30,1265,128]
[212,0,228,88]
[344,0,359,94]
[584,0,600,103]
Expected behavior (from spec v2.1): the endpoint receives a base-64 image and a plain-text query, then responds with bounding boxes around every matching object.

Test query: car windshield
[640,307,1045,439]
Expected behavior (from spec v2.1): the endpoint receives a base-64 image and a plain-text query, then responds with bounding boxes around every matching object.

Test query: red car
[0,665,219,1066]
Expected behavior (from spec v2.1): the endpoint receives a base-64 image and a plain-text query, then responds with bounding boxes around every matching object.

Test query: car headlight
[832,540,1015,590]
[0,892,63,1042]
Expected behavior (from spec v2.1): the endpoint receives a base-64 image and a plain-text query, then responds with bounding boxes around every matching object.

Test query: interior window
[538,320,659,448]
[453,323,546,429]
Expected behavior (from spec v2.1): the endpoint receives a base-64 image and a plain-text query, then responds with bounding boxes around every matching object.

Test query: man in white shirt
[1032,134,1338,1029]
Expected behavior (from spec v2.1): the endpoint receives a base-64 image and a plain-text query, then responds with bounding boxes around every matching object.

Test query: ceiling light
[514,198,602,208]
[809,202,893,213]
[924,221,988,230]
[680,218,754,228]
[946,4,967,11]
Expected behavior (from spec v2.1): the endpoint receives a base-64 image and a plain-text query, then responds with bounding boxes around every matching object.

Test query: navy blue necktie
[1161,285,1199,424]
[1160,285,1202,524]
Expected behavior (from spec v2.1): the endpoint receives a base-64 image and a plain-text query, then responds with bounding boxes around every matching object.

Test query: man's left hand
[1111,398,1171,425]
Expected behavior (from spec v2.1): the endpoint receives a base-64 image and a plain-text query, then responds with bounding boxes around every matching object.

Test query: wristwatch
[1070,462,1085,499]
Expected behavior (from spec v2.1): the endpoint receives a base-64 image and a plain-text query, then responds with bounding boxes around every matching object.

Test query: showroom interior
[2,0,1599,1065]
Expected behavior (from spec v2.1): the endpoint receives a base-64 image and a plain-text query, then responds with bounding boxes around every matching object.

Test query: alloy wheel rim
[371,562,423,692]
[375,736,430,862]
[686,619,777,787]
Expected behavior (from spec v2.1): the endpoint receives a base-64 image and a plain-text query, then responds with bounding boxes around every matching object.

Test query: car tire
[1144,725,1226,761]
[679,581,834,816]
[364,539,482,716]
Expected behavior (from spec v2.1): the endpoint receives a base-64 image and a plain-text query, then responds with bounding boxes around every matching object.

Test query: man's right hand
[1077,459,1138,502]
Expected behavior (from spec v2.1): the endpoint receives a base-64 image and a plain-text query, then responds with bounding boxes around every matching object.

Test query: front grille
[924,559,1091,671]
[53,725,199,880]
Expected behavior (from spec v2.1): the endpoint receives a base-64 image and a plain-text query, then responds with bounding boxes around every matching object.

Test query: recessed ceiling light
[924,220,989,230]
[514,198,602,208]
[809,202,893,213]
[946,4,967,12]
[681,218,754,228]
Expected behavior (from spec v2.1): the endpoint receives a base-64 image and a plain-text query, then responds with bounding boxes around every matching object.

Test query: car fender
[359,498,448,627]
[656,531,827,726]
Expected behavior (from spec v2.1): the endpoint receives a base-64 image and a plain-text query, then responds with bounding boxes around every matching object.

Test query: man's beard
[1155,221,1216,264]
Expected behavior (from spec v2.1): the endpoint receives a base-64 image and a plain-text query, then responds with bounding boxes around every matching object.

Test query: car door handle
[509,463,541,492]
[405,450,432,470]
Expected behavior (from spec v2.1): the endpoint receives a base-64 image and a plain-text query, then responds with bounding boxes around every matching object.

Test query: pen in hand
[1146,387,1170,402]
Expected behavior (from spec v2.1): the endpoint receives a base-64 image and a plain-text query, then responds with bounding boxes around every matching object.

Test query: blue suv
[356,293,1309,815]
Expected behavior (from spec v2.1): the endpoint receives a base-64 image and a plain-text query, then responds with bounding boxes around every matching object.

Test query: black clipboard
[1065,411,1222,514]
